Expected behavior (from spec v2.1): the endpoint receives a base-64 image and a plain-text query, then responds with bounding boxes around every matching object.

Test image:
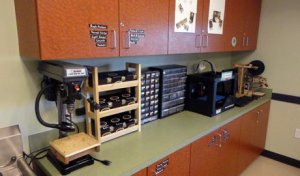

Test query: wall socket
[295,129,300,139]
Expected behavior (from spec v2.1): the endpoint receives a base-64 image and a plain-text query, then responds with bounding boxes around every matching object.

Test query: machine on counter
[234,60,268,107]
[35,62,102,175]
[186,60,237,117]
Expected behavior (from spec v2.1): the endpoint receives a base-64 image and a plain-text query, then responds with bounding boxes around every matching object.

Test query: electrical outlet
[295,129,300,139]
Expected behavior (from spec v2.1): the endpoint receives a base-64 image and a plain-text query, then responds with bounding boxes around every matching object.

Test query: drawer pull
[110,30,117,49]
[124,31,130,49]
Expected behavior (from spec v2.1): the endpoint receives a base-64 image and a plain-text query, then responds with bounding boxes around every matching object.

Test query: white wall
[233,0,300,160]
[0,0,233,152]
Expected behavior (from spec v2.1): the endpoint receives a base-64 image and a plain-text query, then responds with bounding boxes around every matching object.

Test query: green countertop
[37,89,272,176]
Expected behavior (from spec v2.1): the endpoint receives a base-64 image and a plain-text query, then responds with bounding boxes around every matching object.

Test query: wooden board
[50,133,100,158]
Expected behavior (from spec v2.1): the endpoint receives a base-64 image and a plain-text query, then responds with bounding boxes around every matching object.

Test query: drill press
[35,61,99,174]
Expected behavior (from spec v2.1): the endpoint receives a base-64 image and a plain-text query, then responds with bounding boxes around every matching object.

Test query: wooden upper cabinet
[168,0,204,54]
[223,0,245,51]
[242,0,262,50]
[201,0,227,52]
[15,0,119,60]
[119,0,169,56]
[224,0,261,51]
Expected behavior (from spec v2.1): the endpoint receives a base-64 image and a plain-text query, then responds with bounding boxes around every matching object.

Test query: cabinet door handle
[206,35,209,47]
[153,169,164,176]
[216,133,222,148]
[195,35,201,48]
[123,30,130,49]
[208,136,217,147]
[246,36,249,46]
[221,129,230,142]
[256,111,260,123]
[242,36,246,47]
[110,30,117,49]
[202,35,208,47]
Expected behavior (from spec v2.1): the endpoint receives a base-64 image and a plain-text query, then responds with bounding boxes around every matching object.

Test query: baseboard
[261,150,300,168]
[272,93,300,105]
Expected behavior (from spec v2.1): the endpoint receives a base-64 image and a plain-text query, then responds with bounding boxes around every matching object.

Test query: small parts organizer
[84,63,141,143]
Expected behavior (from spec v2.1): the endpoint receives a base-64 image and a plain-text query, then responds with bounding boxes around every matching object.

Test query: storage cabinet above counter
[14,0,262,60]
[14,0,169,60]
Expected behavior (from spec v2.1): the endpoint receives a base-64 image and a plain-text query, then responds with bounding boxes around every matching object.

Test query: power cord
[23,147,50,166]
[92,157,112,166]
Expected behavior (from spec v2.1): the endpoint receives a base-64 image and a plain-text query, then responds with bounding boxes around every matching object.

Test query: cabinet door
[147,145,190,176]
[223,0,245,51]
[132,168,147,176]
[119,0,169,56]
[253,101,270,155]
[242,0,262,50]
[37,0,119,59]
[190,132,221,176]
[237,101,270,174]
[168,0,204,54]
[238,110,257,174]
[218,118,241,176]
[168,145,190,176]
[201,0,227,52]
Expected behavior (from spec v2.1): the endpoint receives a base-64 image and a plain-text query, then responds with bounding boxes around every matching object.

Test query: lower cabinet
[147,145,190,176]
[190,117,241,176]
[133,101,270,176]
[238,101,270,173]
[132,145,190,176]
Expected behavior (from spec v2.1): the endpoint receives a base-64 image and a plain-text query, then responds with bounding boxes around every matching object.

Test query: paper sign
[174,0,198,33]
[207,0,226,34]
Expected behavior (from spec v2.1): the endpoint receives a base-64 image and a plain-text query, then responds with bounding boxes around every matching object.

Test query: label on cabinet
[89,24,108,29]
[129,29,145,44]
[174,0,198,33]
[207,0,226,34]
[89,24,108,47]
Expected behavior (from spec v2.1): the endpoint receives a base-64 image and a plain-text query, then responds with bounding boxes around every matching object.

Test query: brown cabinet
[119,0,169,56]
[224,0,262,51]
[242,0,262,50]
[15,0,119,60]
[200,0,226,53]
[15,0,168,60]
[168,0,204,54]
[168,0,226,54]
[15,0,262,59]
[190,118,241,176]
[224,0,244,51]
[131,101,270,176]
[238,101,270,173]
[147,145,190,176]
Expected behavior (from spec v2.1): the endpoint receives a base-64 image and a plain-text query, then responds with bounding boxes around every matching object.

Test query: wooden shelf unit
[84,63,141,143]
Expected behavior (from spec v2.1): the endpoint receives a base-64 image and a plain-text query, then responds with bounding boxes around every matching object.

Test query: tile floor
[240,156,300,176]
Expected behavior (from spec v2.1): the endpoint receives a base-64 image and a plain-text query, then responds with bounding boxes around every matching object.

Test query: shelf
[86,103,139,119]
[101,125,139,143]
[86,80,139,93]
